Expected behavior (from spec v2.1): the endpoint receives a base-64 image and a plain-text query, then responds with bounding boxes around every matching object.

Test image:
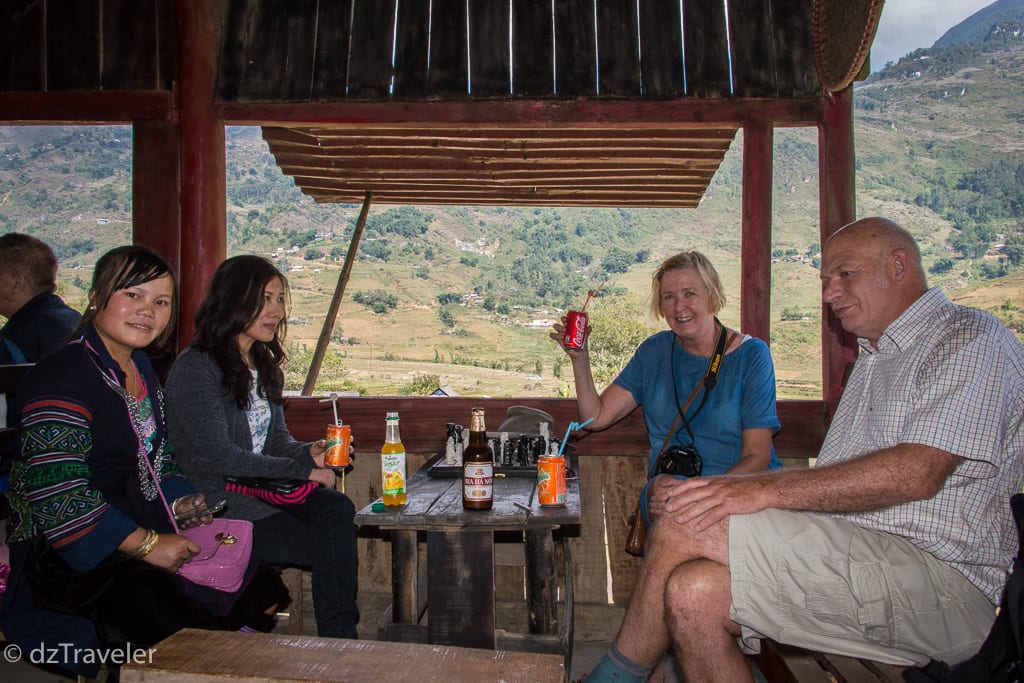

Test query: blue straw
[557,417,594,457]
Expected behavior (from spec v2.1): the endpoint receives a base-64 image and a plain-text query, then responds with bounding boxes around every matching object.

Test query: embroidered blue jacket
[5,324,192,570]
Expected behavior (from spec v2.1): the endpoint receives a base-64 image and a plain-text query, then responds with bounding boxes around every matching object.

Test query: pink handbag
[94,352,255,594]
[176,518,254,593]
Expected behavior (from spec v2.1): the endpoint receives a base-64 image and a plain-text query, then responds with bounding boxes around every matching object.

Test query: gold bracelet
[136,530,159,559]
[128,529,159,559]
[126,529,153,558]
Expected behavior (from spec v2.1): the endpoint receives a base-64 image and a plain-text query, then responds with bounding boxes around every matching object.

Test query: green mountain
[934,0,1024,49]
[1,34,1022,398]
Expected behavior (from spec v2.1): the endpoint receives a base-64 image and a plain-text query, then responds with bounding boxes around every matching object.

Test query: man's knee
[664,559,732,619]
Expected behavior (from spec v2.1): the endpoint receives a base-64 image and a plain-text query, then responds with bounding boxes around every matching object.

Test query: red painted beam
[740,121,774,342]
[217,98,825,128]
[176,0,227,347]
[818,88,859,419]
[0,91,174,123]
[132,119,183,350]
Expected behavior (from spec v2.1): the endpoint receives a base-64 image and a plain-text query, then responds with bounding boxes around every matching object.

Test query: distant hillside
[1,35,1023,397]
[934,0,1024,49]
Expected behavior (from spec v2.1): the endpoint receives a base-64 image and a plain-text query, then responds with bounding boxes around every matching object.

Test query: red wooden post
[132,120,182,274]
[176,1,226,347]
[818,87,859,419]
[740,120,774,342]
[133,118,184,350]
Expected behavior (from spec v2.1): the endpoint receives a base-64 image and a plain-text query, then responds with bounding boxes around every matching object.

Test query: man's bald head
[820,217,929,345]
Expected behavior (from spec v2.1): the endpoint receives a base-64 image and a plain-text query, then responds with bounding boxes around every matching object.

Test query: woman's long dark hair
[193,255,288,408]
[75,245,179,352]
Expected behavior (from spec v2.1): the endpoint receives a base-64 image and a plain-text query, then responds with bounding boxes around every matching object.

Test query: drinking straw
[318,392,341,426]
[580,282,605,313]
[317,393,345,492]
[557,417,594,457]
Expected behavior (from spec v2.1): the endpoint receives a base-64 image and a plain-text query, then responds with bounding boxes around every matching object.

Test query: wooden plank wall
[0,0,176,92]
[212,0,820,102]
[0,1,818,99]
[283,396,827,606]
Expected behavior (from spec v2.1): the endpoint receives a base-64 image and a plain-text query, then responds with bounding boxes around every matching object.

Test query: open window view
[0,124,832,399]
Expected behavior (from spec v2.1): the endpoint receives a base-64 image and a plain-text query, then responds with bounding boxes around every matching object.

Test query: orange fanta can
[325,424,352,468]
[537,455,566,507]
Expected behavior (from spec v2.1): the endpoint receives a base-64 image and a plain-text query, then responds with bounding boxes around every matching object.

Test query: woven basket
[813,0,885,94]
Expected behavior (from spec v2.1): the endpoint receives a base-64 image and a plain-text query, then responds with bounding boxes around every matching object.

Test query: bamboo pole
[302,191,372,395]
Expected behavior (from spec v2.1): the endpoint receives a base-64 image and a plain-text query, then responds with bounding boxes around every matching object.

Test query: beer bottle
[381,412,407,506]
[462,407,493,510]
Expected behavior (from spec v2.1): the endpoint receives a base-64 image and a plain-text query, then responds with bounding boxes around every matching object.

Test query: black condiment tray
[426,460,537,478]
[425,459,578,479]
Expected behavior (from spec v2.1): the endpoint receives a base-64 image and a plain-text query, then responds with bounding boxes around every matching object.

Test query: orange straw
[580,282,605,312]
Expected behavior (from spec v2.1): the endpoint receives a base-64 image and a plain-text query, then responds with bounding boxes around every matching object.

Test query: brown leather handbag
[624,414,682,557]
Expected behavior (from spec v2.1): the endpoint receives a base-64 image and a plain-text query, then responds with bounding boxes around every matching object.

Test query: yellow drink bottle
[381,412,407,506]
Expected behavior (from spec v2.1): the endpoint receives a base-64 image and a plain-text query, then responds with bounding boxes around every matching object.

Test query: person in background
[0,233,81,364]
[552,250,781,680]
[594,217,1024,682]
[1,246,287,679]
[165,255,359,639]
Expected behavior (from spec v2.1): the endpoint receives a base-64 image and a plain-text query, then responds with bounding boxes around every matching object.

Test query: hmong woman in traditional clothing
[1,245,287,678]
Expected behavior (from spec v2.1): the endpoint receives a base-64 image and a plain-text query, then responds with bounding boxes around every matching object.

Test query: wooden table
[355,458,580,660]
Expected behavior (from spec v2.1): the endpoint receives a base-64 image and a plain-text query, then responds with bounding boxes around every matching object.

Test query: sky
[870,0,994,70]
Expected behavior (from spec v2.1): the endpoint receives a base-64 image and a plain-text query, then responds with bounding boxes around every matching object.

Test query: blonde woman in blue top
[553,250,781,681]
[555,250,782,526]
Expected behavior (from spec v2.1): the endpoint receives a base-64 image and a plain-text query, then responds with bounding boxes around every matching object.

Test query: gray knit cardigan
[164,346,315,521]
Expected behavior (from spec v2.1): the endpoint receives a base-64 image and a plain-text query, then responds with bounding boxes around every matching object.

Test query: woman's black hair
[75,244,179,352]
[193,255,288,408]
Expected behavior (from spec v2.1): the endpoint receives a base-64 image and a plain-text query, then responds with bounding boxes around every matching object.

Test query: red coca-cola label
[562,310,588,350]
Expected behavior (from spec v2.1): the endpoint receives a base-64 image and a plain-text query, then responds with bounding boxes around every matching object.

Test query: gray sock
[586,640,655,683]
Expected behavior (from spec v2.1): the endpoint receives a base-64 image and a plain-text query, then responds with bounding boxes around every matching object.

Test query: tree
[1004,232,1024,267]
[587,291,657,386]
[600,247,634,274]
[398,373,441,395]
[352,289,398,314]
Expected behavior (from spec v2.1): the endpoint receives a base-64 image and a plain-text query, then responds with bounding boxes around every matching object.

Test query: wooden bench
[754,640,909,683]
[120,628,567,682]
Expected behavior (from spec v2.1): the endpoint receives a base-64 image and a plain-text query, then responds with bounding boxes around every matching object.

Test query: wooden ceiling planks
[261,123,736,207]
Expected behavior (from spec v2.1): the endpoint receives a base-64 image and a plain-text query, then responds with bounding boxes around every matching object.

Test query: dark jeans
[252,486,359,638]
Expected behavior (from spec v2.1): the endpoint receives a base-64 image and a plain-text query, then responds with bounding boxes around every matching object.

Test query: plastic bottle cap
[371,502,386,513]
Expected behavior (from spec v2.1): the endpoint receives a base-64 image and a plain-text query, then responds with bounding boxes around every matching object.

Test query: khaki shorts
[728,509,996,666]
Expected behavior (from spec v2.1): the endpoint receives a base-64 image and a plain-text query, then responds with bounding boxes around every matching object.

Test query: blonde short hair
[648,251,726,319]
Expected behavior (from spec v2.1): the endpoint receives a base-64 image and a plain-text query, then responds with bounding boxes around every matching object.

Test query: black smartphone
[174,498,227,523]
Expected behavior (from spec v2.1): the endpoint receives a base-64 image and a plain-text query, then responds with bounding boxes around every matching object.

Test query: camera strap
[670,319,730,448]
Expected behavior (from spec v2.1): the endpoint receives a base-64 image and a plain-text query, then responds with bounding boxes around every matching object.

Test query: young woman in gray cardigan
[165,255,359,638]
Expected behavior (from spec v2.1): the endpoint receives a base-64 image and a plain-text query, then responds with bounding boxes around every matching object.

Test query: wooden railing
[282,396,827,462]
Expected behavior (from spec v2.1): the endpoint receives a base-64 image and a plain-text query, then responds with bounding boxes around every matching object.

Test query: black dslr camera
[656,445,702,478]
